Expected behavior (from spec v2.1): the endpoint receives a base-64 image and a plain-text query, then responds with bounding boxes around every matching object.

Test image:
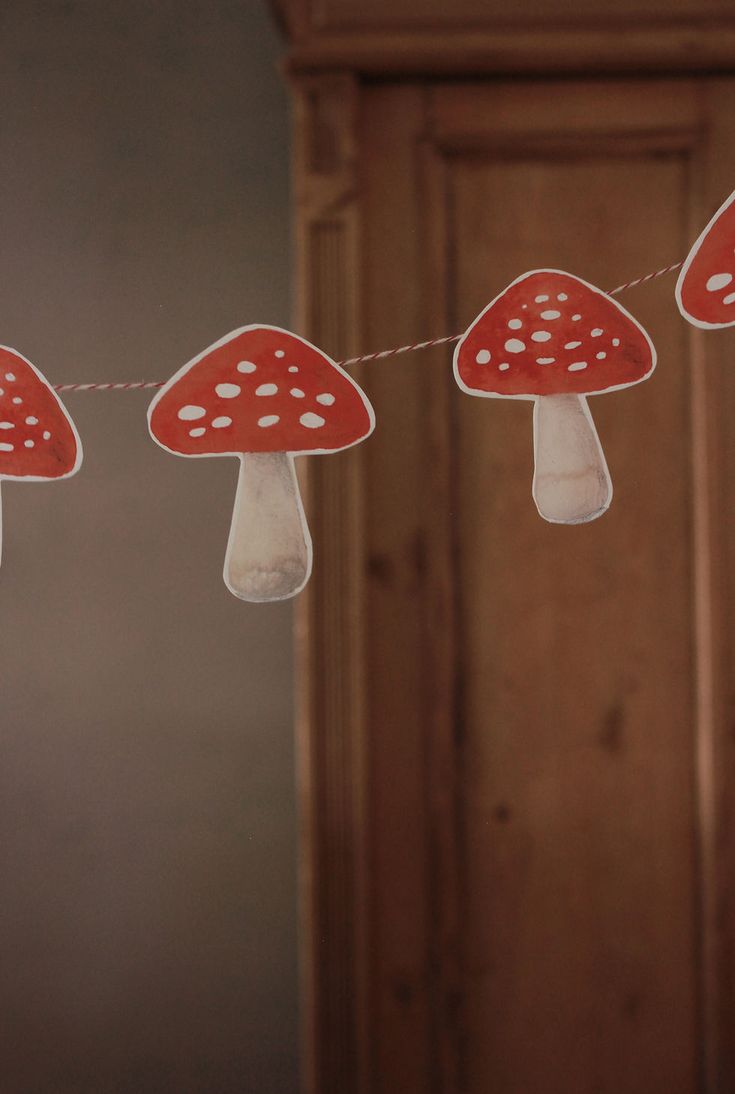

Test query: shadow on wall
[0,2,297,1092]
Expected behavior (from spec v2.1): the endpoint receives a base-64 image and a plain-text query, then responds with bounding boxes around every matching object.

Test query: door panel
[453,154,695,1094]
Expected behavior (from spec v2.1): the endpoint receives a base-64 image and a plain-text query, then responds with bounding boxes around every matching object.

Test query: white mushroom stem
[224,451,312,602]
[532,393,612,524]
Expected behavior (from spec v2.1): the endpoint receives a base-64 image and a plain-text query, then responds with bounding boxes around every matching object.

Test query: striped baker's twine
[338,332,461,368]
[52,259,684,392]
[53,380,164,393]
[607,260,683,297]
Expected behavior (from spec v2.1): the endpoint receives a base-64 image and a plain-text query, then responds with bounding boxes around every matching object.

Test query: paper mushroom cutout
[676,190,735,328]
[0,345,82,564]
[454,270,656,524]
[148,325,375,602]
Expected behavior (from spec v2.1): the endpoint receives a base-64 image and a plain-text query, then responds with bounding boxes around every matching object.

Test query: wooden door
[295,75,735,1094]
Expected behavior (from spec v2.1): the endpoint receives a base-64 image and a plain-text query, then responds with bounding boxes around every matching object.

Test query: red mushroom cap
[0,345,81,480]
[676,190,735,329]
[148,325,375,457]
[454,270,656,400]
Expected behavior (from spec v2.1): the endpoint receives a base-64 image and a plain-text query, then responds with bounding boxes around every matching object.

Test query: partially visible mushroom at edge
[0,345,82,564]
[676,189,735,329]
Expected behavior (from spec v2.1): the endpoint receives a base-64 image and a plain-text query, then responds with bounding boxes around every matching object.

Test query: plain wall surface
[0,2,297,1091]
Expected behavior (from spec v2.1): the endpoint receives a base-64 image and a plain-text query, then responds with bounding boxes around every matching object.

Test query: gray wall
[0,3,297,1091]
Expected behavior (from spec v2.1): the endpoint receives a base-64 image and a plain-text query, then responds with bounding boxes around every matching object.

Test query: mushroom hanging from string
[0,345,82,564]
[148,325,375,602]
[676,189,735,328]
[453,270,656,524]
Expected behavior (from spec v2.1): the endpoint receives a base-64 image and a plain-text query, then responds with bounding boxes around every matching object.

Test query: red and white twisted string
[52,260,685,394]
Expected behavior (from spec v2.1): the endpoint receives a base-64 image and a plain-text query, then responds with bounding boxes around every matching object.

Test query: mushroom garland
[454,270,656,524]
[0,345,82,563]
[3,228,724,595]
[147,325,375,602]
[676,189,735,329]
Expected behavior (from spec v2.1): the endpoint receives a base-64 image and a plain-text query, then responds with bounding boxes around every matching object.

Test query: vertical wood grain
[450,147,697,1094]
[693,79,735,1093]
[360,85,438,1093]
[292,72,370,1094]
[419,138,464,1094]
